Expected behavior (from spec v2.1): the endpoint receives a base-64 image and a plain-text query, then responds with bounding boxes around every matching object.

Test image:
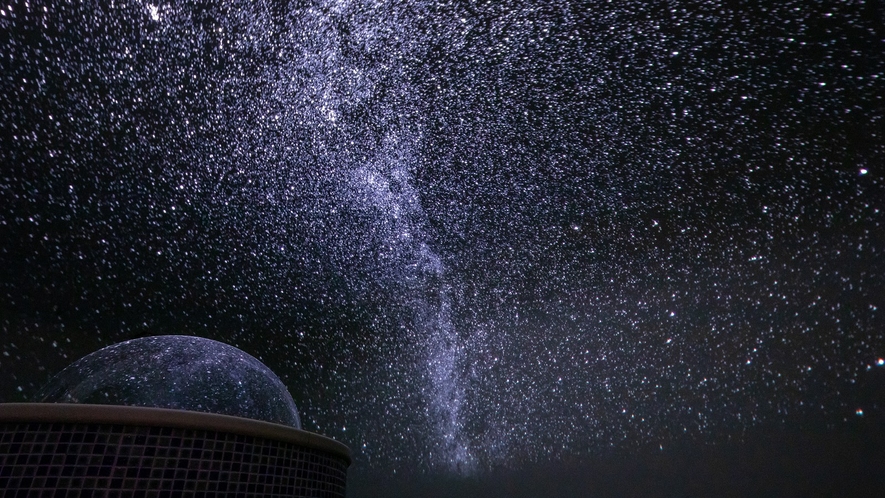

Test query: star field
[1,0,884,494]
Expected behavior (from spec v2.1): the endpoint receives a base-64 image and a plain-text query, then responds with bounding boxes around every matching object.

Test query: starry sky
[1,0,884,496]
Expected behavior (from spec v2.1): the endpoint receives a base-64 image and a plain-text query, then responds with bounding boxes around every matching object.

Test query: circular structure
[3,336,349,496]
[0,403,350,497]
[36,335,301,428]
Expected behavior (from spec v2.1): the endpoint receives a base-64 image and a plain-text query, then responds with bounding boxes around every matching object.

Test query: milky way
[1,0,883,490]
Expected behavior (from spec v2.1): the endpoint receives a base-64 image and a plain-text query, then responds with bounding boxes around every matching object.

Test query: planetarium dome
[36,335,302,428]
[1,335,350,496]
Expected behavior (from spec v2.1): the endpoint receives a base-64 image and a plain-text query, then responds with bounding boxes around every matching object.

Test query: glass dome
[36,335,301,428]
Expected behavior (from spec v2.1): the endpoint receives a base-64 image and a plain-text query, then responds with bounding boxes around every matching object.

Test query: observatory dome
[36,335,301,428]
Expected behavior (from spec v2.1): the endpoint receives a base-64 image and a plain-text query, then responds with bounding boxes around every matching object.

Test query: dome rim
[0,403,350,465]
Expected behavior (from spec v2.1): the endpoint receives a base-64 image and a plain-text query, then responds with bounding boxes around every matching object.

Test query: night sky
[2,1,884,496]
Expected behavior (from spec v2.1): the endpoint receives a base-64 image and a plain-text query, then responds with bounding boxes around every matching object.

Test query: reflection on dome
[37,335,301,428]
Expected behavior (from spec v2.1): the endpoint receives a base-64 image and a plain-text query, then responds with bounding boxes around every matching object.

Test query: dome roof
[37,335,301,428]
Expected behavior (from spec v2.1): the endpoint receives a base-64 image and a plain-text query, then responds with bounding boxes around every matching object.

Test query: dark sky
[1,0,884,495]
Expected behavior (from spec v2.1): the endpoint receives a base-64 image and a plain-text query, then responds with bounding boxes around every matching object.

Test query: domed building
[0,336,350,497]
